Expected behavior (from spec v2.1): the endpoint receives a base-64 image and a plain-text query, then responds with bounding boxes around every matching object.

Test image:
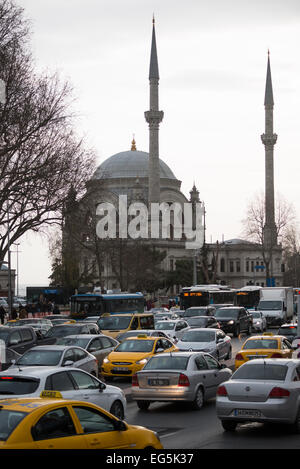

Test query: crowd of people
[0,299,61,323]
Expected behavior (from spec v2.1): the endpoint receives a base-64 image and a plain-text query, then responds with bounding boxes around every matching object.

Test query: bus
[70,292,145,320]
[236,286,262,310]
[180,285,236,310]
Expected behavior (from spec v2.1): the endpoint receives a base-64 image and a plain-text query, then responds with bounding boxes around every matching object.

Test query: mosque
[63,20,283,295]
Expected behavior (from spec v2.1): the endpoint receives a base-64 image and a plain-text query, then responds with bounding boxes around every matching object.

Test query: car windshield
[181,330,215,343]
[0,376,40,395]
[0,410,27,441]
[16,349,63,366]
[233,363,288,381]
[278,327,297,335]
[115,339,154,353]
[144,356,189,370]
[98,316,131,330]
[45,326,83,338]
[184,308,208,317]
[215,309,239,319]
[56,337,90,348]
[243,339,278,350]
[258,301,282,311]
[155,322,175,330]
[186,318,207,327]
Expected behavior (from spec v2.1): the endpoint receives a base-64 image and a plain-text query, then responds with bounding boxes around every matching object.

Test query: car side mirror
[156,348,164,353]
[99,382,106,392]
[63,360,74,366]
[114,420,127,432]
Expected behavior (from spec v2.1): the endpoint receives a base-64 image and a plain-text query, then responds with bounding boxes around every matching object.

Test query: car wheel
[110,400,124,420]
[192,387,204,410]
[221,420,237,432]
[137,400,151,411]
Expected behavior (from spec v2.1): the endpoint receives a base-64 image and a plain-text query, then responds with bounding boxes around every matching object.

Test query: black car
[37,323,101,345]
[0,326,38,354]
[185,316,220,329]
[214,307,252,337]
[182,306,216,318]
[277,323,298,342]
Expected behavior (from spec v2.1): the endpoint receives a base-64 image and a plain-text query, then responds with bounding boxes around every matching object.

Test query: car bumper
[216,397,296,424]
[132,387,195,402]
[101,363,144,377]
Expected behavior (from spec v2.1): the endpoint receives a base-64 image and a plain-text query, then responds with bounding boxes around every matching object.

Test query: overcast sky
[12,0,300,290]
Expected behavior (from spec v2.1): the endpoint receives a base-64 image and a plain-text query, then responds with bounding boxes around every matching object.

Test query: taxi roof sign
[40,391,63,399]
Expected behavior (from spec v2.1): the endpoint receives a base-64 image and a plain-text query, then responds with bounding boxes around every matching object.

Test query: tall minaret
[261,51,278,249]
[145,17,164,205]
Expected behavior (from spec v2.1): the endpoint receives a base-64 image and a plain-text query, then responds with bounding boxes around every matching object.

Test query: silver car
[177,328,232,361]
[0,366,126,419]
[216,358,300,432]
[55,334,119,368]
[250,311,267,332]
[155,320,190,341]
[131,351,232,410]
[10,345,98,377]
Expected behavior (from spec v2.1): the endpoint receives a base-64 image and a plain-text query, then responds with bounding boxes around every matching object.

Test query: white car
[10,345,99,377]
[155,319,190,341]
[0,366,126,419]
[250,311,267,332]
[177,328,232,361]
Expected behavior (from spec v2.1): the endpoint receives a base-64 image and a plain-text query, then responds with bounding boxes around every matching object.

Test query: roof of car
[57,334,112,340]
[180,327,218,332]
[236,358,300,367]
[0,366,80,378]
[22,345,87,351]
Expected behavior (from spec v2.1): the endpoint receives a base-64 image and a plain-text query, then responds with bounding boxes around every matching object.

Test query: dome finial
[131,134,137,151]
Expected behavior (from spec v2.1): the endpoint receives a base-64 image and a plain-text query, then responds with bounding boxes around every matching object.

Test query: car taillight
[235,353,243,361]
[217,385,228,396]
[132,374,139,387]
[178,373,190,387]
[271,353,282,358]
[268,387,290,398]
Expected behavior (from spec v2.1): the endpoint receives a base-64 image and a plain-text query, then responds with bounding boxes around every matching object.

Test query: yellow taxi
[98,313,155,339]
[101,334,178,378]
[0,391,163,449]
[235,333,294,369]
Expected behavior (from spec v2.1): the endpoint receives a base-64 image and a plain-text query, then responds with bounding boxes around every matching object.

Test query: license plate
[113,367,129,372]
[247,356,259,360]
[234,409,261,417]
[148,379,169,386]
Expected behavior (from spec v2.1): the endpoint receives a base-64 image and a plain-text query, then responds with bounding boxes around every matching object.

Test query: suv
[0,326,37,354]
[214,307,252,337]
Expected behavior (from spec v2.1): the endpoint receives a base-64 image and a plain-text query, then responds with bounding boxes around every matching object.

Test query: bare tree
[0,0,96,263]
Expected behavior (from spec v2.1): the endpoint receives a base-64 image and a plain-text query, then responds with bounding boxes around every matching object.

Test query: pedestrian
[11,308,18,320]
[0,306,6,325]
[19,307,27,319]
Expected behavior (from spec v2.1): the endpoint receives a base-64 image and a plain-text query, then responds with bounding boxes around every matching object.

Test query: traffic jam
[0,285,299,449]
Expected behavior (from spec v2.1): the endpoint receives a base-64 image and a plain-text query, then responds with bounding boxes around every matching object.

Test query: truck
[256,287,294,326]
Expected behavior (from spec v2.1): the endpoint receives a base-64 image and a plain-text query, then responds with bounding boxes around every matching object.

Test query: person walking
[0,306,6,325]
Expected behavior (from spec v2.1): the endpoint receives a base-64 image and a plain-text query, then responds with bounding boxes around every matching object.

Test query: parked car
[154,320,190,341]
[38,323,101,345]
[250,311,267,332]
[182,306,216,319]
[132,351,232,410]
[10,345,99,376]
[0,326,37,354]
[185,316,220,329]
[56,334,119,368]
[216,358,300,433]
[0,367,126,419]
[176,328,232,361]
[115,329,171,342]
[214,307,253,337]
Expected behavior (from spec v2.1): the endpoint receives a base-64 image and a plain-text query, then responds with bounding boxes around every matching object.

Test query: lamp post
[6,200,12,319]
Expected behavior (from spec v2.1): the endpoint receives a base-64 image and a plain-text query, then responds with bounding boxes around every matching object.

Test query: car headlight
[103,358,110,364]
[136,358,148,365]
[228,320,235,325]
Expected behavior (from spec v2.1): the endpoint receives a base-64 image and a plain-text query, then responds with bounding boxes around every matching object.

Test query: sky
[11,0,300,291]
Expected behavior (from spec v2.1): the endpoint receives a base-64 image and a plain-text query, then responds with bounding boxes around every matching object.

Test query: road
[107,329,300,449]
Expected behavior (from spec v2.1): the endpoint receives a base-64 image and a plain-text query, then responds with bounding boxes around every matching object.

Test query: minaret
[145,17,164,205]
[261,51,278,249]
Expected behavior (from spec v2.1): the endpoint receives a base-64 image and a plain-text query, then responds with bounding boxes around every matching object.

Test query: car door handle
[90,439,101,447]
[83,395,90,399]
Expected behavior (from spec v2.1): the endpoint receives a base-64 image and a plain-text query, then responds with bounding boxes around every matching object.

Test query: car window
[69,371,99,390]
[195,355,208,370]
[72,406,116,433]
[8,330,22,345]
[45,372,75,391]
[100,337,113,349]
[88,338,102,352]
[161,339,173,350]
[0,410,26,441]
[73,348,88,362]
[32,407,76,441]
[131,318,139,330]
[204,355,219,369]
[89,326,99,335]
[62,349,76,364]
[20,329,34,342]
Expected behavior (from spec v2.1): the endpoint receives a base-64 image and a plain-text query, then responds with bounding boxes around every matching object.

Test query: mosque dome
[92,150,177,181]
